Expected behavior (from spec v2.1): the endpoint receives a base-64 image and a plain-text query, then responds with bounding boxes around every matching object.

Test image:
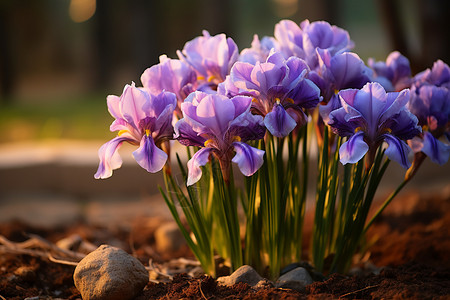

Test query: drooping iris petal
[383,134,411,169]
[133,135,168,173]
[94,136,130,179]
[232,142,265,176]
[187,147,213,186]
[264,104,298,137]
[339,132,369,165]
[409,132,450,165]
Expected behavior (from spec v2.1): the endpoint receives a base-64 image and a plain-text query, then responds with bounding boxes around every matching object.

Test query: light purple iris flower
[313,48,372,123]
[174,91,266,186]
[407,60,450,165]
[177,30,239,89]
[327,82,421,169]
[219,51,321,137]
[141,55,197,118]
[368,51,411,92]
[274,19,305,59]
[273,19,354,69]
[94,83,176,179]
[301,20,354,69]
[238,34,278,65]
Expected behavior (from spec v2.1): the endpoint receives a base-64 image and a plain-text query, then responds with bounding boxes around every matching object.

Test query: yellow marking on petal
[233,136,241,142]
[252,98,258,103]
[381,128,392,134]
[204,139,214,147]
[334,89,340,95]
[275,98,281,104]
[145,129,151,136]
[197,75,205,81]
[118,130,129,136]
[286,98,294,104]
[207,75,216,82]
[354,127,363,133]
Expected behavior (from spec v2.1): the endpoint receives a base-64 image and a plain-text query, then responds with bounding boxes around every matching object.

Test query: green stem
[363,178,409,233]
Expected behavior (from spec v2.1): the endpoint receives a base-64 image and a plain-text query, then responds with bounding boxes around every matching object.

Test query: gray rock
[154,222,185,253]
[275,267,313,291]
[73,244,148,300]
[217,265,270,287]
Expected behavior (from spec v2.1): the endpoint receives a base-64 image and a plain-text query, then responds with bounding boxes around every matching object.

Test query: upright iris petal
[327,82,421,169]
[177,30,239,89]
[219,51,321,137]
[239,34,278,65]
[141,55,197,118]
[94,83,176,179]
[174,91,266,185]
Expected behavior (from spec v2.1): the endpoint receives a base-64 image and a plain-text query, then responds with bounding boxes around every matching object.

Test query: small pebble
[275,267,313,291]
[73,244,148,300]
[217,265,271,287]
[154,222,185,253]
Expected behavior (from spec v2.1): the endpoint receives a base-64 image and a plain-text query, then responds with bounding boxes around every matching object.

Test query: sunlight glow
[69,0,96,23]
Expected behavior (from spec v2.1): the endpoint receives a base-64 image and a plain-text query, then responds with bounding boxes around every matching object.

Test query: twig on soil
[199,279,209,300]
[147,259,174,280]
[339,284,379,298]
[0,234,85,267]
[0,294,7,300]
[48,254,79,266]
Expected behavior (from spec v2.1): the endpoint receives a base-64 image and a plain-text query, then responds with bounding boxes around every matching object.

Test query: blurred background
[0,0,449,227]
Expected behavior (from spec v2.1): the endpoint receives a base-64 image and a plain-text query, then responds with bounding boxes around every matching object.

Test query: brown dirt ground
[1,191,449,300]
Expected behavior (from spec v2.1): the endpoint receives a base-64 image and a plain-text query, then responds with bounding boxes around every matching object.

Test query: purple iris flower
[219,51,321,137]
[273,19,354,69]
[238,34,278,65]
[327,82,421,169]
[94,83,176,179]
[313,48,372,123]
[368,51,411,92]
[301,20,354,69]
[177,30,239,89]
[407,60,450,165]
[141,55,197,118]
[174,91,266,186]
[274,19,305,59]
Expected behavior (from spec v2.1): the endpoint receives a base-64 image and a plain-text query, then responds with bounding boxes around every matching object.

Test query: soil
[1,191,450,300]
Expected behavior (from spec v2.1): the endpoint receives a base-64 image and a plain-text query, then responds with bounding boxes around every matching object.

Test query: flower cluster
[94,19,449,277]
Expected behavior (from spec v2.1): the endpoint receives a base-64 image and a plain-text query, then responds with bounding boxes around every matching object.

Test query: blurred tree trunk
[0,5,14,103]
[377,0,450,73]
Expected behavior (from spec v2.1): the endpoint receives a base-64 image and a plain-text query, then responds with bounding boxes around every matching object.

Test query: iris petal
[383,134,411,169]
[187,147,213,186]
[133,135,168,173]
[410,132,450,165]
[264,104,298,137]
[94,136,130,179]
[232,142,265,176]
[339,132,369,164]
